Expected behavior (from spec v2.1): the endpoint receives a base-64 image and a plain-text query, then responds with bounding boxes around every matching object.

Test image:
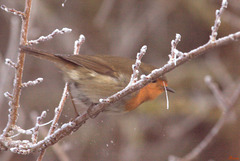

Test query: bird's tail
[19,45,77,70]
[19,45,63,63]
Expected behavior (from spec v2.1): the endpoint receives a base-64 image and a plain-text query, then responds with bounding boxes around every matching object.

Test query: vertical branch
[2,0,32,137]
[209,0,228,41]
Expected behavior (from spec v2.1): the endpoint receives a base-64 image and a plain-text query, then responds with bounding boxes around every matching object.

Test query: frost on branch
[0,5,24,17]
[31,111,47,144]
[128,45,147,86]
[28,28,72,45]
[168,33,182,66]
[62,0,67,7]
[5,58,17,68]
[209,0,228,41]
[74,34,85,55]
[21,78,43,88]
[4,92,13,100]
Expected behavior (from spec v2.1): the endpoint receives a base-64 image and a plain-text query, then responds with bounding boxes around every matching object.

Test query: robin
[20,46,174,114]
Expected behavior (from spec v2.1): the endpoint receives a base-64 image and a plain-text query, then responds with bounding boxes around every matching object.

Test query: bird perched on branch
[20,45,174,114]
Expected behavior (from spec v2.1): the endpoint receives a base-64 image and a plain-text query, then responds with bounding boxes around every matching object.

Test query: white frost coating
[99,98,104,103]
[61,123,69,129]
[41,111,47,118]
[99,98,110,103]
[69,121,76,127]
[163,82,169,110]
[222,0,228,8]
[141,45,147,52]
[4,92,12,99]
[127,45,147,87]
[79,34,86,42]
[62,0,67,7]
[62,27,72,33]
[5,58,16,68]
[55,107,60,113]
[216,19,221,25]
[1,5,8,12]
[131,64,136,70]
[135,70,139,75]
[136,60,141,65]
[140,74,147,80]
[0,5,23,17]
[74,34,86,55]
[204,75,212,83]
[28,28,72,45]
[21,78,43,88]
[169,33,181,66]
[10,147,18,153]
[176,33,181,41]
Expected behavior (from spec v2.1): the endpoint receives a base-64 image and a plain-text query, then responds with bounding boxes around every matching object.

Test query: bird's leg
[68,87,79,117]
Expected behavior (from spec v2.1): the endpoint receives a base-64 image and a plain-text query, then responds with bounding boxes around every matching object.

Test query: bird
[20,45,174,114]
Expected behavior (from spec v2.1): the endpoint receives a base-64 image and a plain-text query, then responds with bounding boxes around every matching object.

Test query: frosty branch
[0,0,239,159]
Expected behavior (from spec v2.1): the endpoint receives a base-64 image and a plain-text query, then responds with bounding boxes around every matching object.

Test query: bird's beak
[166,87,175,93]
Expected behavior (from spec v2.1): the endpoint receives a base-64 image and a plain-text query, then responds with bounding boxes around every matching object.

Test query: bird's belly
[69,82,131,113]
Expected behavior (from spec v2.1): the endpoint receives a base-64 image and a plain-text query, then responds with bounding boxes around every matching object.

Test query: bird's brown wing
[56,54,118,78]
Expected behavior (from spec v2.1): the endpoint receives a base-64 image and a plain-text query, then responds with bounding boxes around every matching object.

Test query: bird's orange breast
[124,79,167,111]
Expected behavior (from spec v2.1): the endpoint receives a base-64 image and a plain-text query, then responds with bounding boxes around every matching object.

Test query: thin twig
[204,76,228,111]
[5,59,17,69]
[37,83,69,161]
[169,33,182,65]
[127,45,147,87]
[74,34,85,55]
[209,0,228,41]
[32,111,47,144]
[21,78,43,88]
[0,5,24,18]
[28,28,72,45]
[4,92,13,100]
[30,112,70,161]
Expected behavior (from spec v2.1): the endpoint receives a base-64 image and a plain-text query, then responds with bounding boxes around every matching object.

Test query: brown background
[0,0,240,161]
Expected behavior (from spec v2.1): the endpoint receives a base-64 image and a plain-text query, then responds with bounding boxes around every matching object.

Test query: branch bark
[2,0,32,137]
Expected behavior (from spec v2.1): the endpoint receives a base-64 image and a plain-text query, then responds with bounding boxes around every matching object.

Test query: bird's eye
[152,80,157,83]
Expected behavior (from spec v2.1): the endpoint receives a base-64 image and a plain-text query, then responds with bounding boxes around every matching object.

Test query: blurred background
[0,0,240,160]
